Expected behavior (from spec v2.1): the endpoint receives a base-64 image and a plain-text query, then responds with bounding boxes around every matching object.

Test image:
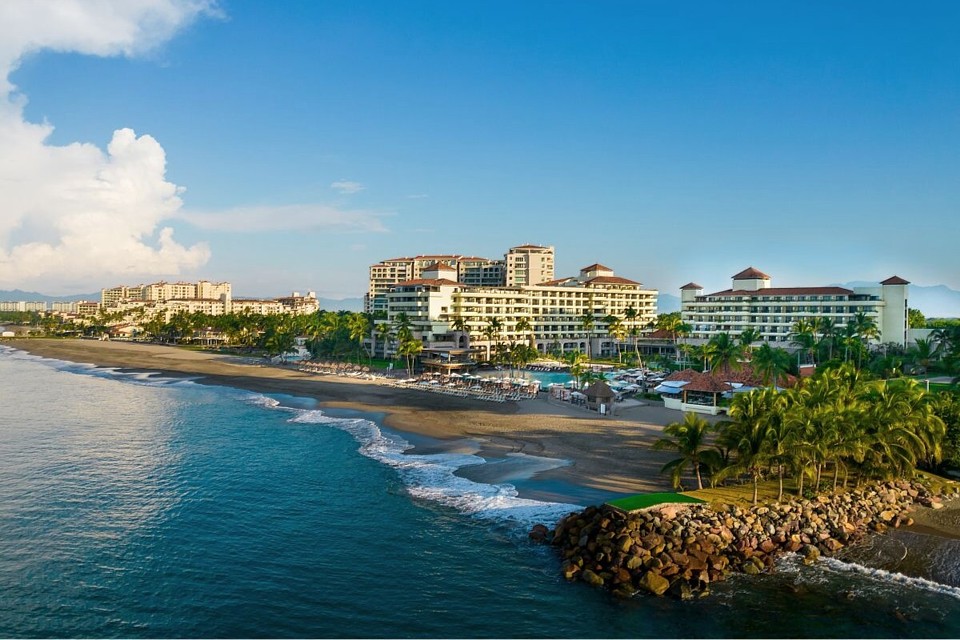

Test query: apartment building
[102,280,232,306]
[504,244,555,287]
[0,301,48,312]
[680,267,909,347]
[385,262,657,358]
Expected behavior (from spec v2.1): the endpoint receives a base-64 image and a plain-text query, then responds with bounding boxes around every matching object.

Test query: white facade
[504,244,555,287]
[0,301,47,312]
[385,263,658,357]
[680,267,909,347]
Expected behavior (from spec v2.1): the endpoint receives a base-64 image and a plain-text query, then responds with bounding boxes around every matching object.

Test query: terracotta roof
[664,368,700,382]
[880,275,910,285]
[422,262,456,271]
[680,282,703,290]
[683,374,732,394]
[732,267,771,280]
[393,278,461,287]
[645,329,675,340]
[583,276,641,286]
[702,286,854,298]
[511,244,551,250]
[580,263,614,272]
[415,254,460,260]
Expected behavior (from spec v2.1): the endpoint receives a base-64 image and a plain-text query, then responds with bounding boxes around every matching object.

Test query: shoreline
[4,339,679,497]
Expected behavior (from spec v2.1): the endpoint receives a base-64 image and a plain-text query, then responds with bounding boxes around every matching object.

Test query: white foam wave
[286,407,582,529]
[819,556,960,600]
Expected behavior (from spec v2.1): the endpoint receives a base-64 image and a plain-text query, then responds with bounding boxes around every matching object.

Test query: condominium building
[680,267,909,347]
[385,262,657,358]
[365,244,554,313]
[0,301,47,312]
[504,244,555,287]
[102,280,232,306]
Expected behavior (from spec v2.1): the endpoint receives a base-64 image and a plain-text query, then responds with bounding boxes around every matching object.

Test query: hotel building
[680,267,909,347]
[365,244,554,313]
[385,262,657,358]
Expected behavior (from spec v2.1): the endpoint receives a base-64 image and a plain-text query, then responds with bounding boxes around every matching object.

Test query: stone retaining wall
[534,480,958,599]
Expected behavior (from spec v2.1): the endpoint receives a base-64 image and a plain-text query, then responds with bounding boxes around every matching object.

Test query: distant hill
[657,293,681,314]
[318,297,364,312]
[0,289,99,302]
[840,281,960,319]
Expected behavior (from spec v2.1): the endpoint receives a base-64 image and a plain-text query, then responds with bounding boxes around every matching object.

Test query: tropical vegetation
[652,364,954,504]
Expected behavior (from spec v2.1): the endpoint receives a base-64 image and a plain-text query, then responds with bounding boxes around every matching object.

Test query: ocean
[1,345,959,638]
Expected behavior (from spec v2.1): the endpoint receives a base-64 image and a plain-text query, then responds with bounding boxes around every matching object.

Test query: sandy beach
[5,339,679,495]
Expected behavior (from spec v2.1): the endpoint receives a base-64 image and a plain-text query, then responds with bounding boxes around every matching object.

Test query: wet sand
[5,339,679,495]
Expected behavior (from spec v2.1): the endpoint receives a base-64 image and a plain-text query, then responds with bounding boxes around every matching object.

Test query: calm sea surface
[1,346,959,638]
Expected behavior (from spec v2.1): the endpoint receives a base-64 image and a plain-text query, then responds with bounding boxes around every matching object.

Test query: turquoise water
[2,346,959,638]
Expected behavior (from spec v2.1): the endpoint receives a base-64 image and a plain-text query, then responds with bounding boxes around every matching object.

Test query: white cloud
[0,0,216,291]
[179,204,389,233]
[330,179,365,195]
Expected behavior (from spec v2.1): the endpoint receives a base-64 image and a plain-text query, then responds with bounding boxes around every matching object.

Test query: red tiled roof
[703,286,854,297]
[680,282,703,290]
[880,275,910,285]
[645,329,675,340]
[664,368,700,382]
[580,263,613,272]
[683,374,732,394]
[422,262,456,271]
[732,267,771,280]
[511,244,551,250]
[584,276,641,286]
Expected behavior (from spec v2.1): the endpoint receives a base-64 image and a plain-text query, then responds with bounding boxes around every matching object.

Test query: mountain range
[2,284,957,318]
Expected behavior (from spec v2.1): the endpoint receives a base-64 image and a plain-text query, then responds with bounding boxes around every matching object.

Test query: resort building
[680,267,909,347]
[504,244,555,287]
[384,262,657,359]
[0,301,48,312]
[364,244,554,313]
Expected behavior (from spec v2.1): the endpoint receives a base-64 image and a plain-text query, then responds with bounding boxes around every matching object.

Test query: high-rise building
[504,244,555,287]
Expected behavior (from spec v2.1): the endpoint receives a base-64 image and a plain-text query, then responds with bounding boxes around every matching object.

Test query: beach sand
[5,339,678,495]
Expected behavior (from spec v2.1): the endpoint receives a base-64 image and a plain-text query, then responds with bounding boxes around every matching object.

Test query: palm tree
[374,322,392,359]
[789,318,818,365]
[605,314,627,363]
[716,391,778,505]
[514,316,535,348]
[481,317,503,362]
[579,311,596,360]
[752,343,793,388]
[704,332,742,374]
[738,327,762,358]
[348,313,372,362]
[397,336,423,377]
[566,351,589,388]
[652,412,721,490]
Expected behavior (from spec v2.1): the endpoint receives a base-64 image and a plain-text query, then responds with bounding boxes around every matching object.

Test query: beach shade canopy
[583,380,616,401]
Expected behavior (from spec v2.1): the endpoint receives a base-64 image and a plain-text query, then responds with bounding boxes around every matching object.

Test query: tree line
[653,363,959,504]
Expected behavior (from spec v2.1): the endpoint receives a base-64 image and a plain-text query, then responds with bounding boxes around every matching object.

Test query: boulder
[638,571,671,596]
[581,569,604,587]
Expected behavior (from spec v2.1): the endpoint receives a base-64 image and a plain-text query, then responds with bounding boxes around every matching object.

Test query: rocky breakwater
[534,480,958,599]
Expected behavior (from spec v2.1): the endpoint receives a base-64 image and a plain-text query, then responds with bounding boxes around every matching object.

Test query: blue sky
[0,1,957,298]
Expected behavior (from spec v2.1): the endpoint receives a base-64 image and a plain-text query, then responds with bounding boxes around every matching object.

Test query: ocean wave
[815,556,960,600]
[286,407,582,529]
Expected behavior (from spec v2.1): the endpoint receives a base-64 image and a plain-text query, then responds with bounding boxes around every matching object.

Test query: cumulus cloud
[179,204,389,233]
[0,0,216,290]
[330,179,365,195]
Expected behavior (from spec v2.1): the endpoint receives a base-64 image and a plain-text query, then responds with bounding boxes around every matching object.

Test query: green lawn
[606,492,706,512]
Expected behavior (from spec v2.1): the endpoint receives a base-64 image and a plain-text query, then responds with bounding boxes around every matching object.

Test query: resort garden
[652,363,960,504]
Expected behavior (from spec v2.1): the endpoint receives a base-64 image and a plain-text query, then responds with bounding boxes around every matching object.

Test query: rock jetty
[536,480,958,599]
